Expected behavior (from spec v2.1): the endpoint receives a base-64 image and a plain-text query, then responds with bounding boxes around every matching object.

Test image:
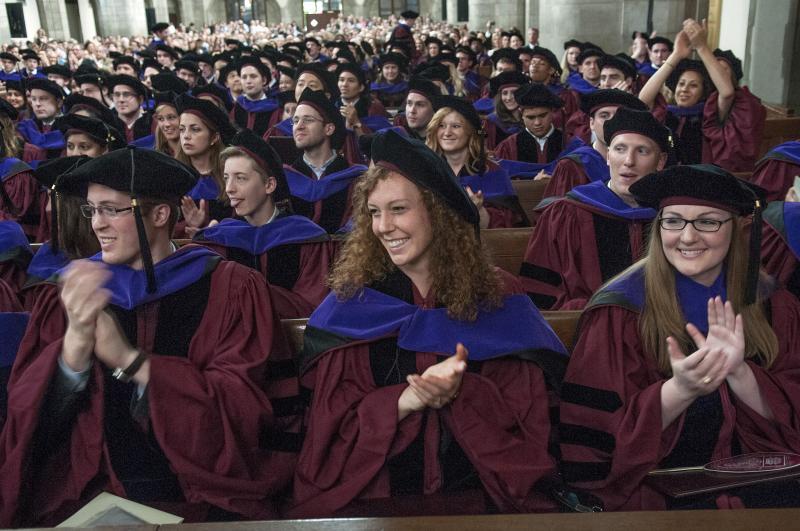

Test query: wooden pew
[759,117,800,158]
[512,178,550,223]
[281,310,582,357]
[481,227,533,276]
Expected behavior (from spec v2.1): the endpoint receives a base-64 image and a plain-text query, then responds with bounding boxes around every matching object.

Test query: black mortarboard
[600,54,637,79]
[563,39,582,51]
[577,47,604,65]
[630,164,766,305]
[296,88,345,149]
[56,113,124,150]
[416,63,450,83]
[196,53,213,66]
[361,41,375,56]
[4,77,23,93]
[379,52,408,71]
[64,93,118,127]
[581,41,604,53]
[25,77,64,99]
[155,44,180,60]
[407,76,440,102]
[74,72,105,89]
[141,58,165,73]
[176,93,236,144]
[237,55,271,81]
[647,36,674,51]
[632,31,648,40]
[579,88,648,115]
[335,49,357,65]
[33,155,90,253]
[455,45,476,62]
[514,83,564,109]
[665,58,709,93]
[137,49,156,60]
[433,94,482,131]
[219,63,239,86]
[0,97,18,120]
[488,71,529,97]
[371,129,479,230]
[304,36,321,47]
[113,55,140,72]
[107,74,148,98]
[276,65,296,80]
[174,59,200,76]
[153,90,179,110]
[22,52,39,62]
[530,46,561,74]
[276,90,296,107]
[602,106,672,152]
[424,36,443,48]
[151,22,170,33]
[713,49,743,81]
[225,38,241,47]
[433,53,457,68]
[191,83,233,111]
[150,72,189,93]
[336,62,366,87]
[230,129,290,203]
[400,10,419,19]
[44,64,72,79]
[0,52,20,62]
[490,48,520,66]
[276,53,299,67]
[296,63,338,98]
[59,147,200,292]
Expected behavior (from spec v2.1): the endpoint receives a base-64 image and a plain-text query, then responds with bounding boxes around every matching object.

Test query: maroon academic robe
[494,129,564,165]
[543,157,589,198]
[702,87,765,172]
[0,278,23,312]
[750,153,800,202]
[0,168,44,241]
[519,197,649,310]
[559,288,800,511]
[198,239,334,319]
[761,221,798,290]
[289,271,559,518]
[0,257,297,526]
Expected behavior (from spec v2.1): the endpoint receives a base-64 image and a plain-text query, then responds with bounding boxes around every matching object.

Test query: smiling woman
[559,164,800,511]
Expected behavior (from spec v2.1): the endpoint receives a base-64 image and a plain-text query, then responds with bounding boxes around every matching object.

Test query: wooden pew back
[512,178,550,223]
[760,117,800,158]
[481,227,533,276]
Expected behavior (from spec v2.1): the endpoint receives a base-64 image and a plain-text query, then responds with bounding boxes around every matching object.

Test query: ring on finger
[702,376,712,384]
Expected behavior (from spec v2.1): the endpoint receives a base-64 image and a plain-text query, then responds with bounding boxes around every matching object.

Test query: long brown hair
[639,214,778,374]
[425,108,484,175]
[330,165,503,321]
[174,116,226,201]
[0,115,21,158]
[56,194,100,259]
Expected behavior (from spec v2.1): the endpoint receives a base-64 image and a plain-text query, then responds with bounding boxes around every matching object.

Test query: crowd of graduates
[0,8,799,527]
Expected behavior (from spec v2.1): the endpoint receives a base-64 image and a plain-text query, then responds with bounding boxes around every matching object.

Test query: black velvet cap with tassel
[57,147,199,293]
[629,164,767,305]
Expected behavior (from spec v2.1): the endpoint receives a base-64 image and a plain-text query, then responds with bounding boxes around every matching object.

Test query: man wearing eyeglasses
[107,74,152,143]
[0,148,297,526]
[284,88,366,233]
[520,107,670,310]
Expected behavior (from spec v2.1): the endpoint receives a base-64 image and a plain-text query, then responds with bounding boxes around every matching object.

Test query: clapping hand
[405,343,468,409]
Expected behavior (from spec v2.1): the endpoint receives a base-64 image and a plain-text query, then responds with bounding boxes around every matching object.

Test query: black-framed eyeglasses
[80,204,134,219]
[658,217,734,232]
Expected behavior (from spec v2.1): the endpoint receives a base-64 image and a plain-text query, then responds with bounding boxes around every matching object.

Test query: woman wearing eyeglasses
[559,165,800,511]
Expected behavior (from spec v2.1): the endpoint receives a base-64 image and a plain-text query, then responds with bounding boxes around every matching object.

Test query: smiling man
[519,107,670,310]
[231,55,278,137]
[107,74,152,142]
[0,147,299,526]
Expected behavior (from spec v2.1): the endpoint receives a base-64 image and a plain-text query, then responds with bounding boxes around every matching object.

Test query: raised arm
[684,18,735,121]
[638,30,691,109]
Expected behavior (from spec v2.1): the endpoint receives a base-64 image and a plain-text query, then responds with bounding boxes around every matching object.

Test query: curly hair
[330,165,503,321]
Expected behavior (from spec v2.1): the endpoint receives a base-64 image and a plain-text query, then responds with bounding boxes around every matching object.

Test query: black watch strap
[112,350,148,383]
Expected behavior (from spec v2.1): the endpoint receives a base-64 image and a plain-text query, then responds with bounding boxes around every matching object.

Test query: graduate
[290,129,566,518]
[107,74,153,143]
[639,19,765,170]
[15,78,65,164]
[231,55,279,137]
[559,165,800,510]
[388,10,419,62]
[174,93,236,233]
[370,53,409,109]
[56,114,125,158]
[494,83,566,165]
[638,36,672,76]
[750,141,800,202]
[528,46,579,128]
[335,62,391,137]
[284,88,367,233]
[482,71,528,150]
[547,89,649,197]
[152,90,181,155]
[2,77,27,119]
[520,107,669,310]
[193,129,334,319]
[0,148,297,526]
[0,220,31,304]
[569,47,603,95]
[393,75,440,140]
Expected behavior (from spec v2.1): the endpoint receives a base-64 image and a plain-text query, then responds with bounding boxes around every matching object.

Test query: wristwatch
[112,350,148,383]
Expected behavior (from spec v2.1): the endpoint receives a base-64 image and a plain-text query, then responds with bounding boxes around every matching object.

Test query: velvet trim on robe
[497,137,585,180]
[559,266,800,510]
[290,269,564,517]
[0,162,43,242]
[518,181,655,310]
[543,145,610,198]
[0,249,298,526]
[750,141,800,202]
[761,201,800,299]
[457,164,529,227]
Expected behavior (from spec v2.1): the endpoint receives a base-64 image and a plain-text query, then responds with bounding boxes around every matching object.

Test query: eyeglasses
[658,217,734,232]
[80,204,134,218]
[112,91,137,100]
[291,115,325,126]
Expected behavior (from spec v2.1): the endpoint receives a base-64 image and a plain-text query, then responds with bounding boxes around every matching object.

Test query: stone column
[77,0,98,40]
[37,0,70,40]
[94,0,148,36]
[151,0,169,22]
[274,0,303,25]
[493,0,525,30]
